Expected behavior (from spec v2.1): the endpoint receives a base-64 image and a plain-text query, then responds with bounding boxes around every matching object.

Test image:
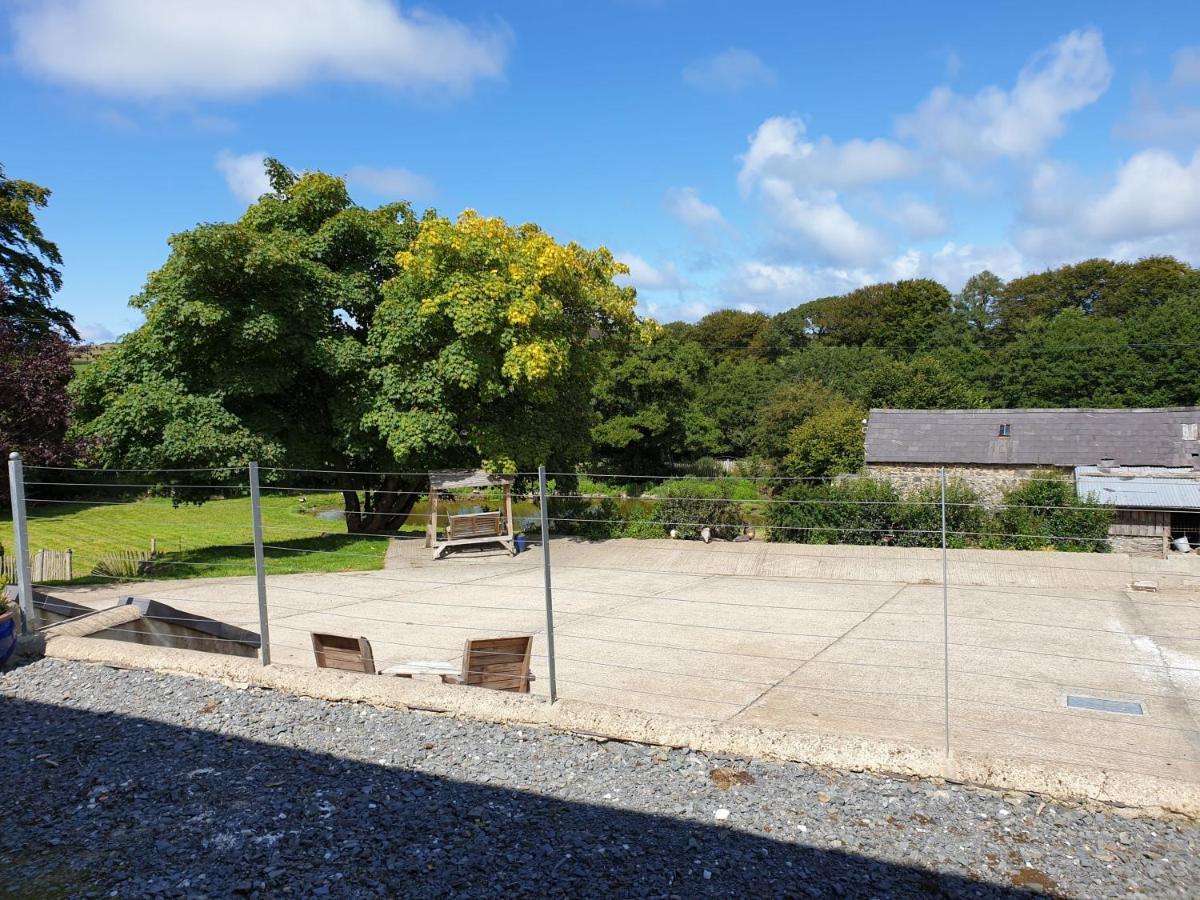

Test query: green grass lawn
[2,492,390,585]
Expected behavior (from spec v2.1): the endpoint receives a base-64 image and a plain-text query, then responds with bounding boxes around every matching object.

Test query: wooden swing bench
[426,469,516,559]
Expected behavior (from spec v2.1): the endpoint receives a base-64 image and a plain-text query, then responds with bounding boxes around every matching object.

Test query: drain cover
[1066,695,1144,716]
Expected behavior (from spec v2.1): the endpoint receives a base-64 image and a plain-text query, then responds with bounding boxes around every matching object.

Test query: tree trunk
[340,474,422,534]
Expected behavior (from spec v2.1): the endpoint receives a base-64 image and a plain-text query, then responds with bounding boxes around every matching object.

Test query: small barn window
[1183,424,1199,441]
[998,423,1011,437]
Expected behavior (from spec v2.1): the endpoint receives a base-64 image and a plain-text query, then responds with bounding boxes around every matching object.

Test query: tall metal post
[537,465,558,703]
[249,462,271,666]
[940,466,950,757]
[7,452,34,634]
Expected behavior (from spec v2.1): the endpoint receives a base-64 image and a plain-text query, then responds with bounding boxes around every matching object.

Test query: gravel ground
[1,659,1197,899]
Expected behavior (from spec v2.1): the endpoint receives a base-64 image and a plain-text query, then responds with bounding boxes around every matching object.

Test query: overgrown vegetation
[765,475,1112,552]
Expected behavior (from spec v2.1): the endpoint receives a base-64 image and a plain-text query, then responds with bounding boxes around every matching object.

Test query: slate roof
[864,408,1200,467]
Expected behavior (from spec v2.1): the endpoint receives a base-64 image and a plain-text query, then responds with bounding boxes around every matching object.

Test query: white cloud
[1017,148,1200,263]
[729,261,875,308]
[215,150,270,204]
[739,117,915,193]
[728,242,1028,313]
[756,177,891,265]
[683,48,776,93]
[665,187,725,229]
[1172,47,1200,87]
[892,200,948,240]
[887,243,1026,288]
[13,0,510,100]
[738,117,908,265]
[896,28,1111,162]
[1086,149,1200,240]
[617,254,687,291]
[346,166,435,201]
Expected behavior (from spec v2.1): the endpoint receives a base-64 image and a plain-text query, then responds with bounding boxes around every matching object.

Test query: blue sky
[2,0,1199,341]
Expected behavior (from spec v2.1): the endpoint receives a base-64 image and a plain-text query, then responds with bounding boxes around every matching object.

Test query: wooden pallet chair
[441,635,535,693]
[311,632,376,674]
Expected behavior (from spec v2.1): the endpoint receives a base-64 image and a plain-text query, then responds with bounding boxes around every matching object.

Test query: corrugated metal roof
[1075,466,1200,509]
[865,408,1200,467]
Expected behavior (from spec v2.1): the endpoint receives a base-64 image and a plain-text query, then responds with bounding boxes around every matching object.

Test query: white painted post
[249,462,272,666]
[7,452,34,633]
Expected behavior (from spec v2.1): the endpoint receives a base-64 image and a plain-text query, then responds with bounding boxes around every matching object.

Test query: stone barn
[864,407,1200,557]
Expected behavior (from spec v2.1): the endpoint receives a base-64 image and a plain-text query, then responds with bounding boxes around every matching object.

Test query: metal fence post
[940,466,950,757]
[7,452,34,634]
[537,465,558,703]
[249,462,272,666]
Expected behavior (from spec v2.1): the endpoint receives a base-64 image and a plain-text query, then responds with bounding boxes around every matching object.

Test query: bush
[551,496,624,539]
[617,500,666,538]
[895,480,987,549]
[732,456,772,479]
[656,478,748,540]
[779,402,866,478]
[766,479,900,545]
[994,475,1113,552]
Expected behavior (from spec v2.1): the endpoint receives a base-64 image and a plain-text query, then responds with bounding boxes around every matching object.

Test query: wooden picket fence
[31,549,73,582]
[91,549,153,579]
[1,547,74,583]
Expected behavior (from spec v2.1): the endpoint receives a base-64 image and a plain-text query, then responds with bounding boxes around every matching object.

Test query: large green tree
[590,329,710,473]
[72,164,639,531]
[1,163,75,338]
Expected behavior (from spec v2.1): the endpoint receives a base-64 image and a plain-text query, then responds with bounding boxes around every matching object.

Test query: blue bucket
[0,613,16,667]
[514,535,528,554]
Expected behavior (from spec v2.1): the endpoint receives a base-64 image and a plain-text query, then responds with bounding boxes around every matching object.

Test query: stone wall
[864,463,1072,504]
[1109,533,1167,557]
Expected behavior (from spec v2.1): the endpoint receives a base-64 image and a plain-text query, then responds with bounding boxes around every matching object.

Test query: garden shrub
[766,479,900,545]
[895,480,987,549]
[618,499,666,538]
[994,476,1113,552]
[656,478,748,540]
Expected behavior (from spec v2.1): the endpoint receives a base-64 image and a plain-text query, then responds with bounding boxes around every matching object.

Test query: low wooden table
[380,660,459,679]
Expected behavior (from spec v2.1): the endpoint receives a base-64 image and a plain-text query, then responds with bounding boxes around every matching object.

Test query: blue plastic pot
[514,535,528,554]
[0,611,16,667]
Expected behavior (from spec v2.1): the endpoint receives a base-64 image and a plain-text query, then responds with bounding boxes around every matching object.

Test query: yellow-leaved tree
[367,210,645,475]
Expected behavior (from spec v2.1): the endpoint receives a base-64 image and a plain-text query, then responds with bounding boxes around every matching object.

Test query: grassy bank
[3,492,390,584]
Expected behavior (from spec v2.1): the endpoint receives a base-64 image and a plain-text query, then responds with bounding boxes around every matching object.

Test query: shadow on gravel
[0,697,1042,899]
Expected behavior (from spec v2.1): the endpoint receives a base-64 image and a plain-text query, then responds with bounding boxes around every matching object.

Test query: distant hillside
[70,342,116,377]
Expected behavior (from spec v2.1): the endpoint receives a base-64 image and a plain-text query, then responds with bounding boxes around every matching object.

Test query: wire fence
[7,453,1200,783]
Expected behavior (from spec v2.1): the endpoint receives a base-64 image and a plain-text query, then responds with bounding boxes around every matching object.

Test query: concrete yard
[50,537,1200,792]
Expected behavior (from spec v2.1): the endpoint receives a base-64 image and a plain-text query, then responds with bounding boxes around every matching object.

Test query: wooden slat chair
[441,635,535,693]
[311,632,376,674]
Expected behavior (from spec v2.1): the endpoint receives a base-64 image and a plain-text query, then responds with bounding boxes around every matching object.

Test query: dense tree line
[591,259,1200,476]
[5,157,1200,510]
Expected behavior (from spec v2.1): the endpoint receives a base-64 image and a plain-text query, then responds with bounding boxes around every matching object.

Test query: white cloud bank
[738,117,909,265]
[896,28,1112,162]
[12,0,510,99]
